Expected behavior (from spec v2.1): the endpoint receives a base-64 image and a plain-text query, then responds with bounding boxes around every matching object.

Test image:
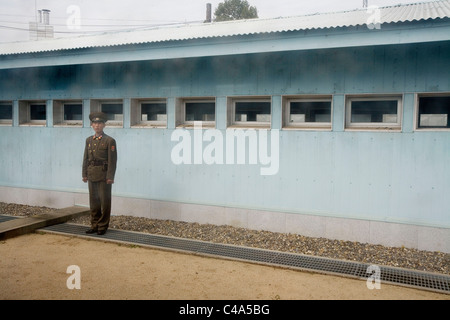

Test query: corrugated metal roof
[1,0,449,56]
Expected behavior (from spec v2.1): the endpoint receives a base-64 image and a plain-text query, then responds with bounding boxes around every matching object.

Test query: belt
[88,159,106,166]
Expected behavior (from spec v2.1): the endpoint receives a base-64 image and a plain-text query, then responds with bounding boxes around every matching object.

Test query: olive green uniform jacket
[82,133,117,182]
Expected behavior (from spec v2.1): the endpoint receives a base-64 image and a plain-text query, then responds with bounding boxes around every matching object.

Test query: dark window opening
[235,101,271,122]
[64,104,82,121]
[185,102,215,121]
[30,104,46,120]
[141,102,166,121]
[351,100,398,123]
[290,101,331,123]
[418,96,450,128]
[101,103,123,121]
[0,104,12,120]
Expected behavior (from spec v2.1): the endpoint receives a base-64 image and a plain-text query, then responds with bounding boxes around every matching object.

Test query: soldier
[82,112,117,235]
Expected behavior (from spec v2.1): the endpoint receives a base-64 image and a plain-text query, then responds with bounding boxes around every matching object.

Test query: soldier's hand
[106,179,114,184]
[82,177,88,183]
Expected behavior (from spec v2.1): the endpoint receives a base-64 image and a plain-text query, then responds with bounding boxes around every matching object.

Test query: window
[91,99,123,126]
[186,101,215,121]
[131,99,167,127]
[30,103,46,121]
[53,100,82,126]
[0,102,12,125]
[102,103,123,122]
[283,96,332,129]
[177,98,215,127]
[19,101,46,125]
[64,103,82,121]
[345,95,402,130]
[228,97,271,128]
[416,94,450,129]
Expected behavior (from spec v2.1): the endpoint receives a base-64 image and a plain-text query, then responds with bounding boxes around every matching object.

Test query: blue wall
[0,41,449,228]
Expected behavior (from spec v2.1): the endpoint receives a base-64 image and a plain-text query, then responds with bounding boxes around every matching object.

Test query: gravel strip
[1,202,449,275]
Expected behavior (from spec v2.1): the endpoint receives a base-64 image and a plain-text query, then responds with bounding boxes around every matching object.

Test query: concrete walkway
[0,206,89,240]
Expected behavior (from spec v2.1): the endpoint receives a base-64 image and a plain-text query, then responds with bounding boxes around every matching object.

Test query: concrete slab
[0,206,90,240]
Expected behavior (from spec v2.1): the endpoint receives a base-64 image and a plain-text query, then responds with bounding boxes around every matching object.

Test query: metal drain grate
[1,215,448,294]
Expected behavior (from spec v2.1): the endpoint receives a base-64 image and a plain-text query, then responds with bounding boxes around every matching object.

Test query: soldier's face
[91,121,105,134]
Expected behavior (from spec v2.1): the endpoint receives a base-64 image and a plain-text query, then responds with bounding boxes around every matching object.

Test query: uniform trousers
[88,180,112,231]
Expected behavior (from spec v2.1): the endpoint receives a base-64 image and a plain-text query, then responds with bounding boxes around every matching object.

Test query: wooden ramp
[0,206,90,240]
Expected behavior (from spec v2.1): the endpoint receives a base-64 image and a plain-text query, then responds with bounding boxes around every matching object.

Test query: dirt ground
[0,232,448,301]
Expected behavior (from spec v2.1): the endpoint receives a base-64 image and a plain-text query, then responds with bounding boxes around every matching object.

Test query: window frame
[345,94,403,131]
[0,101,13,126]
[19,100,47,126]
[227,96,272,129]
[414,93,450,131]
[282,95,333,130]
[53,100,83,127]
[177,97,216,128]
[131,98,167,128]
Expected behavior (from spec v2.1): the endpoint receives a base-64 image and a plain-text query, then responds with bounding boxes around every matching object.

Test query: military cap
[89,112,107,123]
